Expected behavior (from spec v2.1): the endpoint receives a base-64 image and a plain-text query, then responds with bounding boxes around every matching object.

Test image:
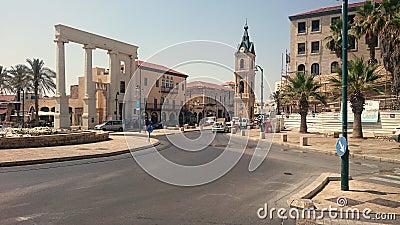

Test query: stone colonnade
[54,24,138,129]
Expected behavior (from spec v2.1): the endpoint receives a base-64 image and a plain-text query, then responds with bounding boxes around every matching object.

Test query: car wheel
[118,127,123,132]
[102,128,107,131]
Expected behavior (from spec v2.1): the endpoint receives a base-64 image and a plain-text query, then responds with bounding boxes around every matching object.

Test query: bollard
[241,130,245,136]
[300,136,308,146]
[260,132,265,139]
[231,127,236,134]
[200,125,203,130]
[281,134,288,142]
[333,132,340,138]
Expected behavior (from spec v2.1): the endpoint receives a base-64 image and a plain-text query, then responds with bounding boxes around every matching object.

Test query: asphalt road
[0,131,397,225]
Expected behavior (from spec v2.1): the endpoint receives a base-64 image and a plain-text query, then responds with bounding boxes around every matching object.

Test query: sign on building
[340,100,379,123]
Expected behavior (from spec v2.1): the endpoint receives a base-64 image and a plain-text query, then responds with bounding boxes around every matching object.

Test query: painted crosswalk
[363,170,400,188]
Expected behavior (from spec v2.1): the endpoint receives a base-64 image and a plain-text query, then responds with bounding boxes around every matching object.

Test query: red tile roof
[136,60,188,77]
[187,81,233,91]
[223,81,235,86]
[0,95,16,102]
[290,0,382,18]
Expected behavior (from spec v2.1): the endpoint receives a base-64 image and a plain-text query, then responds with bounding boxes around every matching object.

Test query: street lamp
[115,92,119,120]
[341,0,349,191]
[254,65,264,114]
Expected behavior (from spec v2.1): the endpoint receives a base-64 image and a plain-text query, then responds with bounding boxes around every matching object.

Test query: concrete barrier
[281,134,288,142]
[300,136,308,146]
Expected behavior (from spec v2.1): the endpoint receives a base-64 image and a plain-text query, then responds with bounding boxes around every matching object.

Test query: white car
[94,120,123,132]
[212,122,230,133]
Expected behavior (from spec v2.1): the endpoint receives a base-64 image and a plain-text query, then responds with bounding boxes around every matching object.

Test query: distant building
[185,81,234,123]
[288,0,391,111]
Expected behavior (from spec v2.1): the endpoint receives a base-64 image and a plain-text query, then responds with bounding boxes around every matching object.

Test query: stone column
[54,39,70,129]
[82,44,97,129]
[108,50,119,120]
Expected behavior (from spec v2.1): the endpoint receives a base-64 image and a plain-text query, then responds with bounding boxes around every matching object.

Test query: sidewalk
[248,128,400,164]
[245,128,399,224]
[0,132,159,167]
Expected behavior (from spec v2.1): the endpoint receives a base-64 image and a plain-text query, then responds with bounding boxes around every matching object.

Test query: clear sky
[0,0,362,97]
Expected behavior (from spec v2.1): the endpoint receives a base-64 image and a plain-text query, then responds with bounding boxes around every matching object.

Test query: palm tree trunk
[16,90,21,124]
[34,85,39,127]
[353,112,363,138]
[277,101,281,115]
[299,99,309,133]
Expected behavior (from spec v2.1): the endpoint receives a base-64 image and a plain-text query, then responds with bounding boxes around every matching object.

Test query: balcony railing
[145,103,180,110]
[161,86,178,94]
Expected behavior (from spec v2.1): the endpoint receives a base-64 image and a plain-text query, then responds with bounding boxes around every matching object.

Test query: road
[0,131,397,225]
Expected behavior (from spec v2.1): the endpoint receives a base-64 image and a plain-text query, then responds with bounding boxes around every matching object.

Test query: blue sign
[136,100,140,110]
[147,124,153,133]
[336,137,347,157]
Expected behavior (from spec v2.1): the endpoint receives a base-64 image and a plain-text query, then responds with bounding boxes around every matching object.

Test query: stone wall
[0,131,109,149]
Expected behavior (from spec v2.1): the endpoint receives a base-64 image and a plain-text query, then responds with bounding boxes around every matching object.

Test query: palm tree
[0,66,12,94]
[271,91,282,115]
[372,0,400,96]
[26,58,56,126]
[353,0,380,65]
[325,19,357,59]
[329,58,382,138]
[8,64,31,124]
[285,73,326,133]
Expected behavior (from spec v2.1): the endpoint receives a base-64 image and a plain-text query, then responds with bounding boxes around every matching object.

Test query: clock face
[240,47,245,52]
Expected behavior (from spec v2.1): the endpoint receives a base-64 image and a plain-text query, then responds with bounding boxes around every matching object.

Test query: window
[181,83,185,91]
[298,43,306,55]
[156,80,159,87]
[144,78,148,86]
[349,36,356,50]
[298,64,305,73]
[331,61,339,73]
[161,97,164,104]
[331,17,340,25]
[172,100,176,110]
[176,83,179,90]
[120,81,125,93]
[311,20,320,32]
[311,41,320,53]
[311,63,320,75]
[298,22,306,34]
[154,98,158,109]
[240,59,244,69]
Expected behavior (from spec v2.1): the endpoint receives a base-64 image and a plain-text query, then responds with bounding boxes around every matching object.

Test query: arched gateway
[54,24,138,129]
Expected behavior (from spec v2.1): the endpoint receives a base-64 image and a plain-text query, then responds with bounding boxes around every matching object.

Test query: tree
[8,64,31,124]
[325,19,356,59]
[353,0,380,65]
[0,66,12,94]
[26,58,56,126]
[373,0,400,96]
[329,58,382,138]
[271,91,282,115]
[285,73,326,133]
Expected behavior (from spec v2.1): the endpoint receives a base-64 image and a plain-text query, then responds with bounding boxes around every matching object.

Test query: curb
[0,140,160,167]
[286,173,352,209]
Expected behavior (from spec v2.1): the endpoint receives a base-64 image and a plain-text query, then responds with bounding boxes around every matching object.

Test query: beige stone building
[288,0,392,111]
[185,81,234,123]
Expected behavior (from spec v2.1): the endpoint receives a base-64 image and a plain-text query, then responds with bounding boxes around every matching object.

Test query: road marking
[384,175,400,181]
[370,176,400,185]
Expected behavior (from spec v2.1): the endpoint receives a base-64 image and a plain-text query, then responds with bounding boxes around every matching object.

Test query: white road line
[370,176,400,185]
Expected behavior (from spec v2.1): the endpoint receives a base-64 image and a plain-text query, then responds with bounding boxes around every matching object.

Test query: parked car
[204,117,216,126]
[212,122,230,133]
[94,120,123,131]
[392,125,400,142]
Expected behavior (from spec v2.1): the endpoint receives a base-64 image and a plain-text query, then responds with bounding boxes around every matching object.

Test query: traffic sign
[336,137,347,157]
[147,124,153,133]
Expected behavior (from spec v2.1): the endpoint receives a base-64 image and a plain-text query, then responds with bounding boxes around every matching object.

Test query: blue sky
[0,0,362,97]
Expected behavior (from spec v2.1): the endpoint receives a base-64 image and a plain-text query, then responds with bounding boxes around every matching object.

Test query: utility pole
[341,0,349,191]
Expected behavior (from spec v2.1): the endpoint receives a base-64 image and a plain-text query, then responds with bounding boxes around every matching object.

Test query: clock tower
[234,21,256,120]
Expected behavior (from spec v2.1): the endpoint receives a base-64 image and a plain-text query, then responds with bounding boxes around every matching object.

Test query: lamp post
[115,92,119,120]
[255,65,264,114]
[341,0,349,191]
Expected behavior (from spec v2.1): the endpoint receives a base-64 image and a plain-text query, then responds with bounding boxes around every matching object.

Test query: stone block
[300,136,308,146]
